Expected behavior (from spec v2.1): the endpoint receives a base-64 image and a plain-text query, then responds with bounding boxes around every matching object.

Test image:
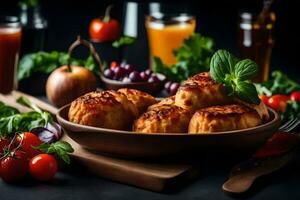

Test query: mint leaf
[210,49,260,105]
[234,59,258,80]
[235,81,261,105]
[36,141,74,164]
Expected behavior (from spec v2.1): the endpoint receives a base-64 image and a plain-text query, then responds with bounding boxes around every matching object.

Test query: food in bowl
[188,104,261,133]
[133,104,192,133]
[68,72,269,133]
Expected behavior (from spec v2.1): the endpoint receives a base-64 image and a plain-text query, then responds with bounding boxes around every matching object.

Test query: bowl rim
[57,104,281,136]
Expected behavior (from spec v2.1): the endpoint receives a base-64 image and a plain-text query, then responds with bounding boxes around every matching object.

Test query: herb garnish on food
[153,33,214,82]
[210,49,260,105]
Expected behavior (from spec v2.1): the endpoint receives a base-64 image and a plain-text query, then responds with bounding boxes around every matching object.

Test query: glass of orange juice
[145,13,196,68]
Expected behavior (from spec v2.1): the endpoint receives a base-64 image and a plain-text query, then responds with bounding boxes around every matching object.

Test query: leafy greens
[210,49,260,105]
[0,97,52,137]
[18,51,100,81]
[255,70,300,96]
[152,33,214,82]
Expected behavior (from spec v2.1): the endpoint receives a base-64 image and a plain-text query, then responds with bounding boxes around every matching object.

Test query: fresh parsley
[255,71,300,96]
[35,141,74,164]
[152,33,214,82]
[210,49,260,105]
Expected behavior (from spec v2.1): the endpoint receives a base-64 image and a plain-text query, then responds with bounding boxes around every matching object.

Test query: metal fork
[278,117,300,132]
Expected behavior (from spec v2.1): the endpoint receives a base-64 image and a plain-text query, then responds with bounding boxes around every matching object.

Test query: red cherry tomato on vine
[268,95,290,112]
[16,132,42,158]
[259,95,270,106]
[0,150,28,182]
[290,91,300,102]
[89,5,120,42]
[29,154,58,181]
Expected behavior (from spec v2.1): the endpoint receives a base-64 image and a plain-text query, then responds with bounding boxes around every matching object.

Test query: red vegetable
[254,132,298,159]
[29,154,58,181]
[0,137,11,154]
[290,91,300,102]
[259,95,270,106]
[267,95,289,112]
[89,5,120,42]
[16,132,42,158]
[0,150,28,182]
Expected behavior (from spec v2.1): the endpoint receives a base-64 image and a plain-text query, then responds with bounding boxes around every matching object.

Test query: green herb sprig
[35,141,74,164]
[112,36,136,48]
[210,49,260,105]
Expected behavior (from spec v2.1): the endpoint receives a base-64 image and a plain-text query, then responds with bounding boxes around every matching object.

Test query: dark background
[1,0,299,79]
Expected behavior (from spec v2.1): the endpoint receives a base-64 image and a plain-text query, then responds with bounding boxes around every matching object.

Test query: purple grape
[103,68,115,79]
[113,66,126,80]
[164,81,172,92]
[124,64,134,74]
[129,71,142,82]
[145,69,153,76]
[148,75,160,83]
[122,77,132,83]
[170,82,180,95]
[140,71,149,81]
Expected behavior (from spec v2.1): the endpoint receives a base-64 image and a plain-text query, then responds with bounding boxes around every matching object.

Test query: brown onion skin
[46,66,97,107]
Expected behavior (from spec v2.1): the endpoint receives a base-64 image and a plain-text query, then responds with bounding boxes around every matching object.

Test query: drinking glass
[238,12,275,82]
[145,13,196,68]
[0,16,22,94]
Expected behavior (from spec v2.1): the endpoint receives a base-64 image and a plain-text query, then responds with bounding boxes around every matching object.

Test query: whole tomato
[29,154,58,181]
[268,95,290,112]
[0,150,28,182]
[290,91,300,102]
[16,132,42,158]
[89,5,120,42]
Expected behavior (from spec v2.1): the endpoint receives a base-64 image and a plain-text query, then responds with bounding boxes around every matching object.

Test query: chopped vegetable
[153,33,214,82]
[209,49,260,105]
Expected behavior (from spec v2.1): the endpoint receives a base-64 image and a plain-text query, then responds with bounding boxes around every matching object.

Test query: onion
[31,122,63,143]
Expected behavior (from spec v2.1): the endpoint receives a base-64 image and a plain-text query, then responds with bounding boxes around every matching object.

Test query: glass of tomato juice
[145,13,196,68]
[0,16,22,94]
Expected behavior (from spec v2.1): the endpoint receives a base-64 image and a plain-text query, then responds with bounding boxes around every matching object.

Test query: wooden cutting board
[0,91,200,192]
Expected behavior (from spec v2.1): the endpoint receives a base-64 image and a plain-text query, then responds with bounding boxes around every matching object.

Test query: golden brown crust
[175,73,232,111]
[234,99,270,122]
[68,91,137,130]
[133,105,192,133]
[147,96,175,111]
[188,104,262,133]
[118,88,157,115]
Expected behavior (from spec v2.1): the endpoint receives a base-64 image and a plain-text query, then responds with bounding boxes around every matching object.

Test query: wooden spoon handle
[222,174,256,194]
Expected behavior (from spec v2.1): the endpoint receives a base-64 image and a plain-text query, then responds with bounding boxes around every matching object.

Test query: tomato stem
[103,4,113,22]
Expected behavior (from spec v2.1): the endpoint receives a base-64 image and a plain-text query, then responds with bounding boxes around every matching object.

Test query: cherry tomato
[259,95,270,106]
[110,61,119,69]
[16,132,42,158]
[89,5,120,42]
[267,95,290,112]
[29,154,58,181]
[0,137,11,154]
[0,150,28,182]
[290,91,300,102]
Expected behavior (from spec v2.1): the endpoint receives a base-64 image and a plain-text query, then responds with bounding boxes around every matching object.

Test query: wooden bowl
[57,105,281,158]
[100,74,165,95]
